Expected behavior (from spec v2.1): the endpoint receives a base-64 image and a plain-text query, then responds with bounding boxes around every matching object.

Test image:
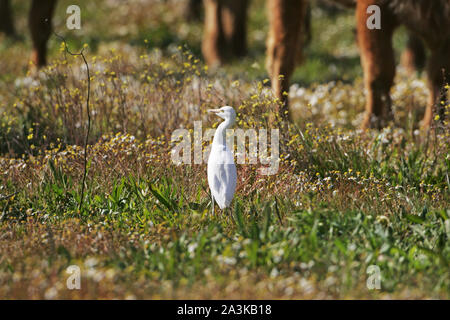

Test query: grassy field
[0,0,449,299]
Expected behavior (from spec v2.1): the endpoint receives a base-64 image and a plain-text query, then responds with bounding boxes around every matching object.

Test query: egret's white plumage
[207,106,237,211]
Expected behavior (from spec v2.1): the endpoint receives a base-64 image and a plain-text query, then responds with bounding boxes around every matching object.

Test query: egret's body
[207,106,237,212]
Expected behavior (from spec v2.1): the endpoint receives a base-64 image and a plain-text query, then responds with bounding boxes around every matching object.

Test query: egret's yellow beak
[208,109,220,114]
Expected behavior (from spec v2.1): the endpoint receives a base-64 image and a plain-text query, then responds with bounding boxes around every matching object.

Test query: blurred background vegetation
[1,0,415,84]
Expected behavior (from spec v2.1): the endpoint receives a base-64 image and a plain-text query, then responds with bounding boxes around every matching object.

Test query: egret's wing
[208,148,236,209]
[222,162,237,207]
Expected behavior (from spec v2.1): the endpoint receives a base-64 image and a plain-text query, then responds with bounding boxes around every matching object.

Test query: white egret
[207,106,237,215]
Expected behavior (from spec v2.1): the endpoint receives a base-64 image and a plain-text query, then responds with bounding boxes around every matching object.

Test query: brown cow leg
[422,41,450,128]
[357,0,398,129]
[202,0,224,66]
[266,0,307,119]
[0,0,15,36]
[29,0,57,67]
[202,0,248,66]
[185,0,202,22]
[401,32,426,75]
[221,0,248,58]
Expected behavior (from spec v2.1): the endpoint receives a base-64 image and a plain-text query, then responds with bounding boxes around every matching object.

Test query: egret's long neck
[212,118,233,148]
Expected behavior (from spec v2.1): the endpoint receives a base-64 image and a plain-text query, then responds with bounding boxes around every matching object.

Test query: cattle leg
[202,0,248,66]
[221,0,248,58]
[202,0,225,66]
[29,0,57,67]
[422,42,450,128]
[357,0,397,129]
[401,32,426,75]
[266,0,307,119]
[0,0,15,36]
[185,0,202,22]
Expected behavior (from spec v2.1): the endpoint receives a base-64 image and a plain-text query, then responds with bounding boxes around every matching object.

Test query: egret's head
[208,106,236,124]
